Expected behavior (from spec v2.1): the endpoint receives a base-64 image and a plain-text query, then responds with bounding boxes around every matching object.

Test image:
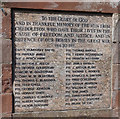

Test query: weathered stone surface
[2,8,11,39]
[13,10,112,112]
[0,39,2,64]
[13,109,114,117]
[3,2,119,13]
[2,39,12,64]
[2,113,12,118]
[112,14,120,43]
[112,64,120,90]
[112,14,120,64]
[112,90,120,110]
[112,109,119,118]
[0,83,1,95]
[0,93,1,108]
[112,43,120,64]
[2,64,12,93]
[2,94,12,113]
[0,64,2,94]
[0,64,2,78]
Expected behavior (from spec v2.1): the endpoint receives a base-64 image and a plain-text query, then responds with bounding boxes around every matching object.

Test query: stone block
[13,109,113,117]
[0,81,2,94]
[2,64,12,93]
[2,39,12,64]
[2,8,11,39]
[2,113,12,118]
[112,13,120,43]
[112,43,120,64]
[112,64,120,90]
[2,94,12,113]
[112,90,120,110]
[0,64,2,77]
[0,39,2,63]
[0,94,2,114]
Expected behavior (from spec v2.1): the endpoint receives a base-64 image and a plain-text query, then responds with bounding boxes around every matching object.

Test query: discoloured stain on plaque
[13,10,112,112]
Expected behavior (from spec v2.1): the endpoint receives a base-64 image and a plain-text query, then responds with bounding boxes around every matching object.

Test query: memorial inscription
[13,10,112,112]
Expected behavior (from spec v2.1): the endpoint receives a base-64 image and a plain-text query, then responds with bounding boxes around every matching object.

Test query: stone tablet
[13,10,112,112]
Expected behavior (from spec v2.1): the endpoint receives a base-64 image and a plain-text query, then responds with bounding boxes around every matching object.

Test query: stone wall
[0,5,12,118]
[0,2,119,118]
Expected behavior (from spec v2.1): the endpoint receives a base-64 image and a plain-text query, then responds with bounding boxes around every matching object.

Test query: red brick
[2,64,12,93]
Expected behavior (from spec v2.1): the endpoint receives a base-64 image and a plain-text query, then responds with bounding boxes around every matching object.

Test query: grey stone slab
[13,10,112,112]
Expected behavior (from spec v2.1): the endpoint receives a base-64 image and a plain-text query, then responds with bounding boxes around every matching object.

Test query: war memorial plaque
[13,10,112,112]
